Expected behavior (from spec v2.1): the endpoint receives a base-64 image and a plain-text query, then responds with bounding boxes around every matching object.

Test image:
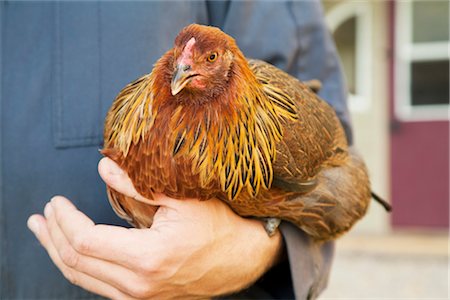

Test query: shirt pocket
[52,1,208,148]
[53,1,103,148]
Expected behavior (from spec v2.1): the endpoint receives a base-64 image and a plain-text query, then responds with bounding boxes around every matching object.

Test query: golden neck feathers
[104,48,298,200]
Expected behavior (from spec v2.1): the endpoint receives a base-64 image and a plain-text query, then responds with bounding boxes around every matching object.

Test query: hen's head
[170,24,243,98]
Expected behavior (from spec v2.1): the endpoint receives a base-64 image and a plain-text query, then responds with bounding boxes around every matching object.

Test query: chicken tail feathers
[371,191,392,212]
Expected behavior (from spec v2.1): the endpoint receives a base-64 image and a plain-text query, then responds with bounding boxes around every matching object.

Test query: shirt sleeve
[279,223,334,300]
[288,0,353,145]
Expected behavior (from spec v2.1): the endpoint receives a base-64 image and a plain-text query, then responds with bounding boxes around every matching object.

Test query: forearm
[204,217,284,297]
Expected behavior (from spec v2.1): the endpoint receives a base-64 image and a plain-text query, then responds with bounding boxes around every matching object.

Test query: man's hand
[27,158,283,299]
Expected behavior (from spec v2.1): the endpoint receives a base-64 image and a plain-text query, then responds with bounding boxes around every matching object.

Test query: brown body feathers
[102,24,371,240]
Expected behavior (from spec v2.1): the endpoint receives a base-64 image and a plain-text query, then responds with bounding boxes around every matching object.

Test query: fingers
[98,157,159,206]
[46,196,159,268]
[27,214,132,300]
[43,201,154,297]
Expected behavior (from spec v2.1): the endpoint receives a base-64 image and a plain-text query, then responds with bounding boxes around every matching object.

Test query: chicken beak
[171,64,196,96]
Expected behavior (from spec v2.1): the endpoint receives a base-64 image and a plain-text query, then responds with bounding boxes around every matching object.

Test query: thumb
[98,157,158,205]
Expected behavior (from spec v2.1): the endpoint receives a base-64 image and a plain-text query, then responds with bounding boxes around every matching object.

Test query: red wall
[391,121,449,228]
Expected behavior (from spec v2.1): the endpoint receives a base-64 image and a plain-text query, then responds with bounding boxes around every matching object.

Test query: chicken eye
[207,52,218,62]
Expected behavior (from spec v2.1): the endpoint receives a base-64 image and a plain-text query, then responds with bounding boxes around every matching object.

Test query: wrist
[246,219,284,275]
[213,217,284,296]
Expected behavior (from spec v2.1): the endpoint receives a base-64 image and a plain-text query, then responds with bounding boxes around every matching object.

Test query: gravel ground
[319,234,449,299]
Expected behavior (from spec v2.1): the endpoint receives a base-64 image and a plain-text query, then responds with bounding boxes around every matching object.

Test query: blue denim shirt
[0,1,350,299]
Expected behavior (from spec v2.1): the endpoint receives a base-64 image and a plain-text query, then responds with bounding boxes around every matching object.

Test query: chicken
[102,24,373,240]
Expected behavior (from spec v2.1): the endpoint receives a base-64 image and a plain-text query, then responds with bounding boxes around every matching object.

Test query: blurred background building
[323,0,448,233]
[320,1,448,298]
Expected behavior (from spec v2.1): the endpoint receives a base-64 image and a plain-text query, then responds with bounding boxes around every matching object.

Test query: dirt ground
[319,232,449,299]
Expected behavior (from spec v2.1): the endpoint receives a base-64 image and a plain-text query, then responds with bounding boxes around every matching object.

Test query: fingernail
[50,195,63,204]
[44,202,53,218]
[27,217,40,235]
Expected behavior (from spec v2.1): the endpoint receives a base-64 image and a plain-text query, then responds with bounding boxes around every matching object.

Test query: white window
[326,2,373,112]
[395,0,449,121]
